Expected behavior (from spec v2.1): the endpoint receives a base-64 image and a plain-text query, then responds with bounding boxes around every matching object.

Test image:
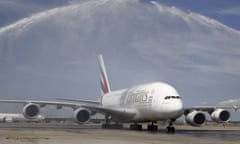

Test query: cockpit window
[165,96,170,99]
[164,96,181,100]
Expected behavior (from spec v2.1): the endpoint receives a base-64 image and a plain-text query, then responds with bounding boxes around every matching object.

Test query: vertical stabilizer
[98,54,111,95]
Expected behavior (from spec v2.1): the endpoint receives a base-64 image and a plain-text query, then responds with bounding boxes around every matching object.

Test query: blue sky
[157,0,240,30]
[0,0,239,120]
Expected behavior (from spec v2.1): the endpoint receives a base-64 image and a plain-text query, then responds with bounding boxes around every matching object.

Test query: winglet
[98,54,111,95]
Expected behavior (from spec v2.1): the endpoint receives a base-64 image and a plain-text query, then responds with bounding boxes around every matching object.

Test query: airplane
[0,113,44,123]
[0,54,238,133]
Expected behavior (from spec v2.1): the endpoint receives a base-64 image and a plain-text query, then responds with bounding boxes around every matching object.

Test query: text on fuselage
[126,90,152,104]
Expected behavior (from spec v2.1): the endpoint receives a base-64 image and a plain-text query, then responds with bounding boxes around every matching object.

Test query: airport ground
[0,122,239,144]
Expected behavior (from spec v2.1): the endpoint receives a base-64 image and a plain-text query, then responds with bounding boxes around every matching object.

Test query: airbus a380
[0,55,238,133]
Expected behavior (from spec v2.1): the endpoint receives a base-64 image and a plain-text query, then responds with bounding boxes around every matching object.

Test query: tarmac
[0,123,239,144]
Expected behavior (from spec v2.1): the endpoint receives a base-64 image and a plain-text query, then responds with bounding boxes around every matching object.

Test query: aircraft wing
[82,105,136,121]
[0,100,80,109]
[56,98,100,105]
[0,100,136,120]
[184,105,239,113]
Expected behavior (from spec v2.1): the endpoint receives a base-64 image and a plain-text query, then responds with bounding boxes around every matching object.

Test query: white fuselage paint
[101,82,184,122]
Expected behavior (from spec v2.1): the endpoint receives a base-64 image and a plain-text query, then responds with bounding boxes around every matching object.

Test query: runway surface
[0,123,239,144]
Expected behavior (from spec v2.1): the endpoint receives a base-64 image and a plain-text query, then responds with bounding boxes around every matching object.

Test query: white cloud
[151,1,240,33]
[0,0,239,77]
[0,0,240,104]
[218,99,240,106]
[0,1,239,78]
[217,6,240,16]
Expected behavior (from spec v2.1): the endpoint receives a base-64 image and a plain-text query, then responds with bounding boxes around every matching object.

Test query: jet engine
[210,109,230,122]
[185,110,206,126]
[23,103,40,119]
[73,108,91,124]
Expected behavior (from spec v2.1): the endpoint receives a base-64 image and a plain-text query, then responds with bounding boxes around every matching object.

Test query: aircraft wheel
[102,124,111,129]
[167,126,175,133]
[102,124,123,129]
[147,124,158,131]
[112,124,123,129]
[130,124,142,131]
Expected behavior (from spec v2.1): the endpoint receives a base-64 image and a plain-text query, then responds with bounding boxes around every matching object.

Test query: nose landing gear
[166,120,175,133]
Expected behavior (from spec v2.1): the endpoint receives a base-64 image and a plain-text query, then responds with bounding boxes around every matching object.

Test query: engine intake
[23,103,40,119]
[185,110,206,126]
[73,108,90,124]
[211,109,230,122]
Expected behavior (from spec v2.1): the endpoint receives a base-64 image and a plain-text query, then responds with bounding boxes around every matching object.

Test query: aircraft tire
[130,124,142,131]
[167,126,175,133]
[147,125,158,131]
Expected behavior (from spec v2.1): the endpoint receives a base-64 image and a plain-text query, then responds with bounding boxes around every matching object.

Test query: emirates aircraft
[0,55,237,133]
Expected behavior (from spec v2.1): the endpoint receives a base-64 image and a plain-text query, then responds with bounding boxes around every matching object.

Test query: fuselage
[101,82,184,122]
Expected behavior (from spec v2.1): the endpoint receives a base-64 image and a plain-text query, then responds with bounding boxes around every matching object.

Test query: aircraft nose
[170,101,184,116]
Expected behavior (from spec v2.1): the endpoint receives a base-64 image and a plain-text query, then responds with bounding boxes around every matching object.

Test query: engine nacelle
[23,103,40,119]
[185,110,206,126]
[211,109,230,122]
[73,108,90,124]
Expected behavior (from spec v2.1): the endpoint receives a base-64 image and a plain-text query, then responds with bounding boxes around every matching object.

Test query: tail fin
[98,54,111,95]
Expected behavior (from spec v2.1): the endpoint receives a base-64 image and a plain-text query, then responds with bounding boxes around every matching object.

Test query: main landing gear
[130,122,158,131]
[147,121,158,131]
[166,120,175,133]
[101,115,123,129]
[130,123,142,131]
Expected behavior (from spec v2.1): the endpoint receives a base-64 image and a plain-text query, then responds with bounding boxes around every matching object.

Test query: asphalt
[0,123,239,144]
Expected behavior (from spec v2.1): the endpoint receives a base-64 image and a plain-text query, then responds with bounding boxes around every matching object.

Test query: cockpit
[164,96,181,100]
